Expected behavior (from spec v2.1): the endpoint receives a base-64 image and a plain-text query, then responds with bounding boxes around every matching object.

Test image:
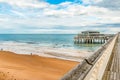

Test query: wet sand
[0,51,78,80]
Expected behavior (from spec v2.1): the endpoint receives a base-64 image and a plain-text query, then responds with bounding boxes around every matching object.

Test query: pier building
[74,31,113,44]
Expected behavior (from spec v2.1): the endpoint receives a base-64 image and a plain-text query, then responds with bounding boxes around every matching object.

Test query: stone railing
[61,33,118,80]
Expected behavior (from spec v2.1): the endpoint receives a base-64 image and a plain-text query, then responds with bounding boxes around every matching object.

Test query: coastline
[0,51,78,80]
[0,41,94,62]
[0,36,95,80]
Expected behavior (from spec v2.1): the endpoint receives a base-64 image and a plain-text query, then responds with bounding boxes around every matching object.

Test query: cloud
[0,0,49,8]
[0,0,119,34]
[95,0,120,10]
[82,0,102,5]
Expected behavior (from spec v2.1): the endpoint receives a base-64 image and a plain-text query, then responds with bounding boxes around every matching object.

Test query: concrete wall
[61,34,118,80]
[82,34,118,80]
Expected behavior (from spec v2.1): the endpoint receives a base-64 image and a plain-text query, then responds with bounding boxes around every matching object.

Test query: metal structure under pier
[74,31,113,44]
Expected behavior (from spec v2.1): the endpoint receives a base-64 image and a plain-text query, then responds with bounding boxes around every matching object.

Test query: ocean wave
[0,41,74,54]
[0,41,95,61]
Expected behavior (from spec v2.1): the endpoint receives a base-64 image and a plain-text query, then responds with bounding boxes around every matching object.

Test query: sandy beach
[0,51,78,80]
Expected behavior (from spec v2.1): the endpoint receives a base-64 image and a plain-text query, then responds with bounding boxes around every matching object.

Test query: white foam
[0,41,93,62]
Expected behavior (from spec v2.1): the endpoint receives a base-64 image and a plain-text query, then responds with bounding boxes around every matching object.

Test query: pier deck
[61,32,119,80]
[102,33,120,80]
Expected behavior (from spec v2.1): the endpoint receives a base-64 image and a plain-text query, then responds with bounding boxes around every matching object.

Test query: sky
[0,0,120,34]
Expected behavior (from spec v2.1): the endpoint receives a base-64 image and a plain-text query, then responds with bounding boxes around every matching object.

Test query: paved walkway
[102,33,120,80]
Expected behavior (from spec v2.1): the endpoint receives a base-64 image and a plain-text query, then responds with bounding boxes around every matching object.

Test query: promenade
[61,32,119,80]
[102,33,120,80]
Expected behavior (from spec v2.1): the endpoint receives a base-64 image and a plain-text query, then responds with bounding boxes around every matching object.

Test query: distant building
[74,31,113,44]
[82,31,100,35]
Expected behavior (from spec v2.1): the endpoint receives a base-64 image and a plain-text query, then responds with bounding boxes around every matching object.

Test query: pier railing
[61,33,118,80]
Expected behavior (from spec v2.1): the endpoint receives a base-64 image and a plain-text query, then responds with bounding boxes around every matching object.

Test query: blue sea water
[0,34,102,51]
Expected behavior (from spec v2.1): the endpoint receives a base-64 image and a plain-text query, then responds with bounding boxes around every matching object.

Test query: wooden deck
[102,33,120,80]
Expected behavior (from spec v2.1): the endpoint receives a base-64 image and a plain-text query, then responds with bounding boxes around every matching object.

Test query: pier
[61,32,120,80]
[74,31,113,44]
[102,32,120,80]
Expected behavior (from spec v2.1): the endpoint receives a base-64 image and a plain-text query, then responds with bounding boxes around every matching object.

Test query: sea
[0,34,102,54]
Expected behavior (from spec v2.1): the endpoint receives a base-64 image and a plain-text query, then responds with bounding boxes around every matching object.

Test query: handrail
[61,34,118,80]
